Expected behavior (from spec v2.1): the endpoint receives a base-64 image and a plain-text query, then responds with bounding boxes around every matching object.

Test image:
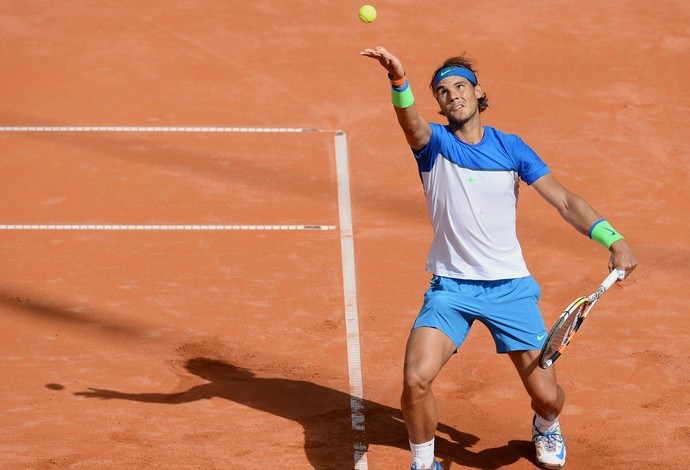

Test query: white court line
[0,225,336,231]
[334,131,367,469]
[0,126,321,133]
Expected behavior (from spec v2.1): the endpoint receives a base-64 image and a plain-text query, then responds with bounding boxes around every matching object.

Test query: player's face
[434,77,483,124]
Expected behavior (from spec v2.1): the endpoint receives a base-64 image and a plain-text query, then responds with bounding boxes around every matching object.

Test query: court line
[334,131,367,469]
[0,225,336,231]
[0,126,322,133]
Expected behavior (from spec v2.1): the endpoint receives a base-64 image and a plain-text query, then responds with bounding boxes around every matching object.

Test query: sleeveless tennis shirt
[413,124,550,280]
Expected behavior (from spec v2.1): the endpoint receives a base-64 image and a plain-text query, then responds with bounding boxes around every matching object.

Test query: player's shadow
[73,357,533,469]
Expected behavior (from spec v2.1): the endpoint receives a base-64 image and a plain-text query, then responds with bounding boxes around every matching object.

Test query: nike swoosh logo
[556,443,566,459]
[604,228,616,236]
[440,69,453,76]
[468,176,478,182]
[537,333,547,341]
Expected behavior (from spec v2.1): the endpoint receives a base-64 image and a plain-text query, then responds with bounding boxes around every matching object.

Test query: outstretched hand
[360,46,406,80]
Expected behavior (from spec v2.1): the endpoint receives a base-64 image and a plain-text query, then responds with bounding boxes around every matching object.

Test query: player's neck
[450,118,484,145]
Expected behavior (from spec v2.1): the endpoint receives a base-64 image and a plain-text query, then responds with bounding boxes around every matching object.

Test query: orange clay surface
[1,1,689,469]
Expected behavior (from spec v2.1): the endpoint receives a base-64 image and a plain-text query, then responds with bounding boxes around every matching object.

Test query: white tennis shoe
[532,414,566,469]
[410,460,441,470]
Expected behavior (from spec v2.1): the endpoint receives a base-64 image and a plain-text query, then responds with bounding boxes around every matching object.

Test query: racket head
[539,296,593,369]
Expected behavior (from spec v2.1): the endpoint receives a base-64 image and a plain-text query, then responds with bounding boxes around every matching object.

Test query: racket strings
[540,277,613,369]
[543,302,587,359]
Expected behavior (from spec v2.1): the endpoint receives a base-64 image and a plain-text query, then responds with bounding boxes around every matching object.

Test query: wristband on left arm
[588,219,624,249]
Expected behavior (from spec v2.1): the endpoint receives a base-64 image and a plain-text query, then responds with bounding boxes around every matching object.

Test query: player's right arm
[360,46,432,150]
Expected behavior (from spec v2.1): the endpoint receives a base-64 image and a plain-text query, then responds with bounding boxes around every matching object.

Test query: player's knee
[533,396,557,416]
[402,368,433,401]
[532,384,565,418]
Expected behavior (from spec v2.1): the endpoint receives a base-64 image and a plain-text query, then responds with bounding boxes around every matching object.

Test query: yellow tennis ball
[358,5,377,24]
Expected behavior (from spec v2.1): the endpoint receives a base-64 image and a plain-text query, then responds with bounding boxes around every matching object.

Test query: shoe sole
[537,459,566,470]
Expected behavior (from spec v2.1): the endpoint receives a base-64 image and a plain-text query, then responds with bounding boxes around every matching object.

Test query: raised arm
[360,46,432,151]
[532,173,638,276]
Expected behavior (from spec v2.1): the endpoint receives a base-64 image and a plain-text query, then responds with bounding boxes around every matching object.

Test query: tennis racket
[539,269,625,369]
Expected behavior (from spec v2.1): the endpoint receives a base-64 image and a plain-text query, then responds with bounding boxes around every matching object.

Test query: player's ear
[474,84,483,99]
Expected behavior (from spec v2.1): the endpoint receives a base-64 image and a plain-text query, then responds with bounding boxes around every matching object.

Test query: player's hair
[429,55,490,113]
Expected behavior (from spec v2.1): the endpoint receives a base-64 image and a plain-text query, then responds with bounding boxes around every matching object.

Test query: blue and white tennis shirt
[413,123,550,280]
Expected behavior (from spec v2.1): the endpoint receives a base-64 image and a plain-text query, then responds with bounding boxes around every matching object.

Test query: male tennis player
[360,46,637,470]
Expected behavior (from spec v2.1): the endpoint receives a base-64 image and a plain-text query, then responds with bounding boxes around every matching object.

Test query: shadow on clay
[71,357,533,469]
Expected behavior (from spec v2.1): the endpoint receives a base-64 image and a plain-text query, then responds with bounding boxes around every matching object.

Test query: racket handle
[602,269,625,290]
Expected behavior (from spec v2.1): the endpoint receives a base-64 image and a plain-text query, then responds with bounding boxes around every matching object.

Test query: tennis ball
[358,5,377,24]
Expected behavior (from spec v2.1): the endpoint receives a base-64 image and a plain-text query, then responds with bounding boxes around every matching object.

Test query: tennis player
[360,46,637,470]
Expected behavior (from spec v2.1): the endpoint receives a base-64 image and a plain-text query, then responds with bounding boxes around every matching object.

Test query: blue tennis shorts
[412,275,548,353]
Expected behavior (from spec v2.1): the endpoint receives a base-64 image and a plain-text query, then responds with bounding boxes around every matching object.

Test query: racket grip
[602,269,625,290]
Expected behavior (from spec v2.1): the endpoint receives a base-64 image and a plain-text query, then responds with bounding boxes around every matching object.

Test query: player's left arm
[360,46,432,150]
[531,173,638,276]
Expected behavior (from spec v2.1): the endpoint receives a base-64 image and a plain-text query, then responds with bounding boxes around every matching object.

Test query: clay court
[1,1,689,468]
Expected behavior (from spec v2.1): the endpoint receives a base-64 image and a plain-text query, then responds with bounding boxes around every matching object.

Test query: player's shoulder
[484,126,525,145]
[484,127,539,157]
[429,122,451,135]
[427,124,530,152]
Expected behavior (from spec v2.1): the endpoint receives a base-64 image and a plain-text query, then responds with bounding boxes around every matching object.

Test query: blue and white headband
[432,66,478,89]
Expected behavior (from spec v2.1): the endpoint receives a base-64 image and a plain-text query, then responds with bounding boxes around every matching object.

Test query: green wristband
[589,219,624,249]
[391,82,415,108]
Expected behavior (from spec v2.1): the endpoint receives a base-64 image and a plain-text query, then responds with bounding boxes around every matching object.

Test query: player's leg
[402,275,471,470]
[478,276,562,417]
[402,325,456,469]
[508,350,564,420]
[509,350,566,469]
[480,276,566,469]
[402,326,457,441]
